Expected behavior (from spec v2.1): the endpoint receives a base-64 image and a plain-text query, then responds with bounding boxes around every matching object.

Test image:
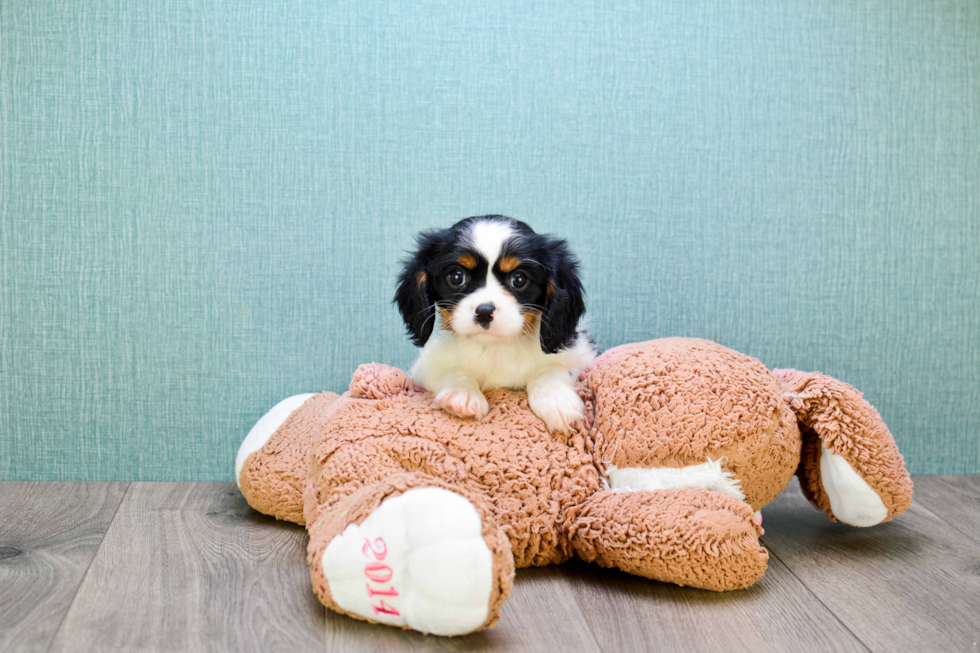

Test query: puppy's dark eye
[510,271,528,290]
[448,269,467,287]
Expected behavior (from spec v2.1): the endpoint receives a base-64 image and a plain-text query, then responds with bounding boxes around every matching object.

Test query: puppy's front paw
[529,384,584,434]
[435,387,489,420]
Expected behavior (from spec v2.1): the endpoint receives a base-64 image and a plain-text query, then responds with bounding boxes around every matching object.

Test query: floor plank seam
[42,481,132,653]
[565,567,619,653]
[762,544,873,653]
[4,479,975,652]
[907,498,980,549]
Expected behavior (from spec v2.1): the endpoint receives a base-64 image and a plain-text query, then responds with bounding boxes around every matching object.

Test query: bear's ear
[539,237,586,354]
[393,231,444,347]
[350,363,415,399]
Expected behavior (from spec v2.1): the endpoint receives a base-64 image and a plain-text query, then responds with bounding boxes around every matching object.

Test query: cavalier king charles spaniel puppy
[394,215,598,433]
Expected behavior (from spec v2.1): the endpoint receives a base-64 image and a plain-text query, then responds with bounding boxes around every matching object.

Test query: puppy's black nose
[474,303,495,328]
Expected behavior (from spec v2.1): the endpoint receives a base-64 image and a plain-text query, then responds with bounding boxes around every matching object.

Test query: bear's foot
[776,369,913,527]
[235,393,316,484]
[816,446,889,526]
[236,392,340,525]
[319,487,502,636]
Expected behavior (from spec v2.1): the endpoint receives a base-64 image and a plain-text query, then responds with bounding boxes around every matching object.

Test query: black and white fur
[394,215,598,433]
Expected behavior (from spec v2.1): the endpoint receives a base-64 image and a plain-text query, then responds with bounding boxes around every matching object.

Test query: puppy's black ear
[393,231,442,347]
[539,238,586,354]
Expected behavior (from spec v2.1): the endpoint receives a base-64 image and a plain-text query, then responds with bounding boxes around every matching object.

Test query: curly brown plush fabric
[237,338,913,636]
[238,391,340,524]
[304,363,601,568]
[581,339,801,510]
[565,488,768,591]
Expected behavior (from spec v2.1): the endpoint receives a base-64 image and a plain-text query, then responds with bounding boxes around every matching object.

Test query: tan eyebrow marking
[457,254,477,269]
[499,256,521,273]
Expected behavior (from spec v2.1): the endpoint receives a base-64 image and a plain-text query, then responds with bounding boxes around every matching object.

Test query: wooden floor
[1,478,979,653]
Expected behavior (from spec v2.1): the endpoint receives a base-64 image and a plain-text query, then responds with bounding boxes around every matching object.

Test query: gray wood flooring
[1,477,978,653]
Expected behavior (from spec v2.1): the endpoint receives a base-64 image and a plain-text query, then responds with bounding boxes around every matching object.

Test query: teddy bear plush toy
[235,338,912,637]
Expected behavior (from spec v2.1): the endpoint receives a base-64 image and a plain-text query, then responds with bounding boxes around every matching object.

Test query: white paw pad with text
[321,487,493,636]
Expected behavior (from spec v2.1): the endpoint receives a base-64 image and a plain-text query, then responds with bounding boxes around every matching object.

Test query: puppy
[393,215,598,433]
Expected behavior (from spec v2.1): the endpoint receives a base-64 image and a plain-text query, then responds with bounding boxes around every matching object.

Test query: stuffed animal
[235,338,912,637]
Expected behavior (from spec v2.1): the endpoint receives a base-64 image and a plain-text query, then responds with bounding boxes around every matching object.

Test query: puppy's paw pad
[529,386,584,434]
[321,488,494,636]
[436,388,489,420]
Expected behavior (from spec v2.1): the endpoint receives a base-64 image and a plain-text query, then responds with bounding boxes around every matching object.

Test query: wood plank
[324,565,602,653]
[0,482,129,653]
[909,475,980,546]
[565,556,866,653]
[47,482,325,653]
[761,482,980,653]
[8,478,974,652]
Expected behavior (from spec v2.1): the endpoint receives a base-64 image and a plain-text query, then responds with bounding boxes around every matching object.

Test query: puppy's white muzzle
[451,278,524,338]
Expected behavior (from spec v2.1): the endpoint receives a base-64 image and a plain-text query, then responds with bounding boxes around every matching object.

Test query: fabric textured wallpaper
[2,0,978,480]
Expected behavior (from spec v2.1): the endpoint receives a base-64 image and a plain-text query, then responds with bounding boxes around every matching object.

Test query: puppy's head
[394,215,586,353]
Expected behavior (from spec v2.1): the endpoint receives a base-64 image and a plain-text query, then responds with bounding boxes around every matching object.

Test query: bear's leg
[307,474,515,637]
[775,369,913,527]
[565,488,768,591]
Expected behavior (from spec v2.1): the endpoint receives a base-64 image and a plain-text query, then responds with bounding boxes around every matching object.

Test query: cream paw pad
[320,487,495,636]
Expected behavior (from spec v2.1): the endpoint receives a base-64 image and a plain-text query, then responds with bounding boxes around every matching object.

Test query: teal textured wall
[2,0,978,481]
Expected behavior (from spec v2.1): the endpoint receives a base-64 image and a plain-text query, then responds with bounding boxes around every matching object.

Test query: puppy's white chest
[448,338,541,390]
[410,332,542,391]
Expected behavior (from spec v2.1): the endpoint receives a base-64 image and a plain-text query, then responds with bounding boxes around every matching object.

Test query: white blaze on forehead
[465,219,514,266]
[452,218,524,337]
